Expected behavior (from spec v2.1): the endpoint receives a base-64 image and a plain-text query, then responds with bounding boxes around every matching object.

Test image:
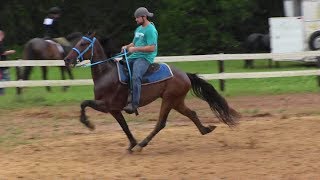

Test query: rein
[72,36,133,95]
[72,36,129,68]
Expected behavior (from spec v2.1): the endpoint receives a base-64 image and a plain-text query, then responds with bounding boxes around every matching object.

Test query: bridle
[70,36,129,75]
[70,35,133,88]
[72,36,96,62]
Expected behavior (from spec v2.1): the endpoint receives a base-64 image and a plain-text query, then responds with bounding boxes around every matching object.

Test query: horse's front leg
[80,100,137,152]
[60,66,67,91]
[60,66,71,91]
[80,100,107,130]
[65,66,74,80]
[110,111,137,152]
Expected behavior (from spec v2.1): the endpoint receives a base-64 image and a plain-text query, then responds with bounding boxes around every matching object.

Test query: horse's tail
[21,40,39,80]
[23,40,35,60]
[186,73,240,126]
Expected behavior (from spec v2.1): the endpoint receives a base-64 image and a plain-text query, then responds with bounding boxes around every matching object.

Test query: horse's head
[64,32,98,67]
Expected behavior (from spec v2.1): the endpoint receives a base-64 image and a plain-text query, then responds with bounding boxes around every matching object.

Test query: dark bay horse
[243,33,271,68]
[64,32,240,152]
[17,32,82,94]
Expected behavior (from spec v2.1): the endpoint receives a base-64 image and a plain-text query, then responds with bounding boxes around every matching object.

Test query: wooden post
[15,67,22,95]
[218,60,225,91]
[317,57,320,87]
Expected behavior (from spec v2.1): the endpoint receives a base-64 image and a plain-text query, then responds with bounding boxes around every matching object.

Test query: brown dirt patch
[0,93,319,179]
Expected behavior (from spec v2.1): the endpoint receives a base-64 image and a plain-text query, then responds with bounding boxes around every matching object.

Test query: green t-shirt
[128,23,158,63]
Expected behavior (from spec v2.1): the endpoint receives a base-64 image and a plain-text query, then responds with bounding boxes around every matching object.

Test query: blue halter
[72,36,96,62]
[72,36,133,97]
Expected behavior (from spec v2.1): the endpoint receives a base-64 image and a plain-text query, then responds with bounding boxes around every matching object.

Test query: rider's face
[0,31,4,41]
[135,16,145,25]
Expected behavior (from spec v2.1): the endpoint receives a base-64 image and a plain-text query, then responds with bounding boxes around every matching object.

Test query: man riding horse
[120,7,158,114]
[43,6,71,55]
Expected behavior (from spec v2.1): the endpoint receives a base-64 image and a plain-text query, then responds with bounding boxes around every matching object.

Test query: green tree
[0,0,284,55]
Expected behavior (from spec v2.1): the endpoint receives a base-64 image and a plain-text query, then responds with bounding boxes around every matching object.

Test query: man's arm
[2,50,15,56]
[121,43,134,51]
[128,45,155,53]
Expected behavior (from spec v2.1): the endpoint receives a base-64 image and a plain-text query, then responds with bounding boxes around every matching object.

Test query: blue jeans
[0,69,10,95]
[128,58,150,107]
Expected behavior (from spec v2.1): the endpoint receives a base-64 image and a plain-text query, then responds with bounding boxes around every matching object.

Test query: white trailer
[269,0,320,61]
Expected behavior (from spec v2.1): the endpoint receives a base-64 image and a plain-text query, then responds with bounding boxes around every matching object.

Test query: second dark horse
[17,32,82,94]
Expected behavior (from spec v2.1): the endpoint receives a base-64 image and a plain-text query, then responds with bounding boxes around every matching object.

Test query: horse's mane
[66,32,83,41]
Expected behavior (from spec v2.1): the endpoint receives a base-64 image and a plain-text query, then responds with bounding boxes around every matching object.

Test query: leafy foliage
[0,0,283,55]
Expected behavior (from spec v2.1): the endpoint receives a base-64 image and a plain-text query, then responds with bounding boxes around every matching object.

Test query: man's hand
[7,50,16,54]
[128,47,137,53]
[113,57,122,62]
[2,50,16,56]
[121,46,136,53]
[121,45,127,53]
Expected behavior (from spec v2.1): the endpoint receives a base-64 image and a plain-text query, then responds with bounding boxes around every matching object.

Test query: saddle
[120,61,161,74]
[117,61,173,115]
[116,61,173,85]
[45,39,64,54]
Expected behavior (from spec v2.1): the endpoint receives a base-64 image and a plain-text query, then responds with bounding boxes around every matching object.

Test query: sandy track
[0,93,319,179]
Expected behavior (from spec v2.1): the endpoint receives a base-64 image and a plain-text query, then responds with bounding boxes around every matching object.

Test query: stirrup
[123,103,139,115]
[123,103,138,115]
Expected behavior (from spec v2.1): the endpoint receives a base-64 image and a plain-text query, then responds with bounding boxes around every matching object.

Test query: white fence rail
[0,52,319,88]
[0,79,93,88]
[1,50,320,67]
[1,70,319,88]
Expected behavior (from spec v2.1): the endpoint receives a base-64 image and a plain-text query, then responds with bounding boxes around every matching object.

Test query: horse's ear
[86,31,96,38]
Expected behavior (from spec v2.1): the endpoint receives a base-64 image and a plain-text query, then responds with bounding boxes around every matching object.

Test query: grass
[169,59,319,96]
[0,59,319,109]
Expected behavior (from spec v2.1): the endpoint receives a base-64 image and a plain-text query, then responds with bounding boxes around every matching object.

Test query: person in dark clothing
[43,6,71,54]
[43,7,62,38]
[0,30,16,95]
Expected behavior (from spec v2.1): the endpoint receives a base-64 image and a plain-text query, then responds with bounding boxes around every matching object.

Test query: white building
[270,0,320,60]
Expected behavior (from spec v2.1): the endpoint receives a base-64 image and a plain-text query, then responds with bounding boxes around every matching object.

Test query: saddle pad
[117,62,173,85]
[45,40,64,54]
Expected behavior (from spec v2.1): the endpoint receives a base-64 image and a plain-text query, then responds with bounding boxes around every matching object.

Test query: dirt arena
[0,93,319,179]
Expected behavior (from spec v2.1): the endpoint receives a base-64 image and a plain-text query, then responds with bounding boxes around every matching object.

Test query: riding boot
[123,103,137,114]
[123,58,148,115]
[123,88,138,114]
[127,91,132,104]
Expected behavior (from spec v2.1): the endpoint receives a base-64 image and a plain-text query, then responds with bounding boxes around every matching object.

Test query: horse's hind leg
[23,66,33,80]
[132,99,172,152]
[244,60,254,69]
[174,100,216,135]
[41,66,51,92]
[16,67,22,95]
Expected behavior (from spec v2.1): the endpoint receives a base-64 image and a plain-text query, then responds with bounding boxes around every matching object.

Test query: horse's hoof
[127,142,138,152]
[132,145,143,152]
[86,121,95,131]
[208,125,217,131]
[127,149,133,154]
[62,86,69,92]
[201,125,217,135]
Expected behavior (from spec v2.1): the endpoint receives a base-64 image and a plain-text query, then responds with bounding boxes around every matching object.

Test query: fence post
[15,67,22,95]
[218,60,225,91]
[317,57,320,87]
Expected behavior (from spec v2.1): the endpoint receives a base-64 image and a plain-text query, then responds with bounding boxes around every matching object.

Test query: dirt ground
[0,93,319,179]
